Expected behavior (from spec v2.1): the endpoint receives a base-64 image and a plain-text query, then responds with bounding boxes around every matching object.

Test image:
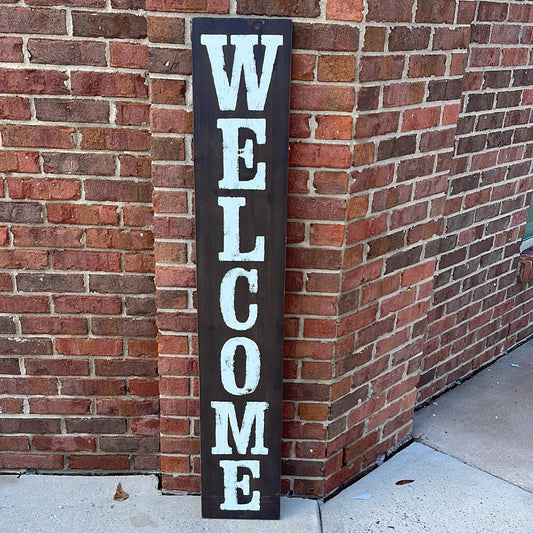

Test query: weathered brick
[0,8,67,34]
[0,96,31,120]
[150,48,191,75]
[237,0,319,17]
[110,42,149,69]
[293,23,359,52]
[355,111,399,139]
[8,177,80,200]
[0,36,23,62]
[148,16,185,44]
[326,0,363,21]
[28,39,106,66]
[2,125,75,149]
[384,82,426,107]
[367,0,414,22]
[72,12,146,39]
[389,27,431,51]
[291,85,355,112]
[377,135,417,161]
[72,73,147,98]
[317,55,355,82]
[360,56,405,82]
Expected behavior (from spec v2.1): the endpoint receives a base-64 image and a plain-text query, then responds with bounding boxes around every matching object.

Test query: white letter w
[200,34,283,111]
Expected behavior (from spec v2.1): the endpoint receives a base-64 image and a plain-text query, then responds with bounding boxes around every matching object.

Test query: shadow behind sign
[192,17,292,519]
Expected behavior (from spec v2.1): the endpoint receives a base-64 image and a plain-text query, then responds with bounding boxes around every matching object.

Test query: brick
[115,103,150,127]
[148,16,185,44]
[1,454,64,470]
[69,455,130,470]
[8,178,80,200]
[0,151,40,173]
[0,315,16,333]
[318,55,355,82]
[427,78,464,101]
[150,80,186,106]
[389,27,431,51]
[315,115,352,140]
[364,26,386,52]
[89,274,155,295]
[20,316,87,335]
[478,1,508,22]
[0,417,61,434]
[313,171,349,195]
[150,108,192,133]
[32,436,95,452]
[28,39,106,66]
[0,436,29,451]
[416,1,456,23]
[310,223,345,246]
[110,42,149,69]
[237,0,319,17]
[0,203,43,223]
[303,318,337,339]
[290,113,311,138]
[92,317,157,338]
[146,0,229,12]
[81,128,150,152]
[0,8,67,34]
[72,12,146,39]
[151,137,185,161]
[287,196,345,221]
[377,135,417,161]
[419,128,456,153]
[120,155,151,178]
[86,228,153,251]
[291,85,355,112]
[13,226,82,248]
[291,54,315,81]
[72,72,148,98]
[409,56,447,83]
[289,143,351,169]
[150,48,191,75]
[355,112,400,139]
[1,125,74,149]
[502,48,529,67]
[357,86,380,111]
[401,107,441,132]
[470,47,500,68]
[47,204,118,226]
[360,56,405,82]
[435,27,471,51]
[293,23,359,52]
[326,0,363,21]
[43,153,115,176]
[285,294,337,316]
[367,0,414,22]
[1,377,57,395]
[384,82,426,107]
[124,206,154,228]
[29,397,91,414]
[0,250,47,270]
[0,36,23,62]
[52,250,121,272]
[0,97,31,120]
[35,98,109,124]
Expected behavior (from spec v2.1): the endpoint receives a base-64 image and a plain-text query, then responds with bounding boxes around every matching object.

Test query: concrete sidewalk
[1,341,531,532]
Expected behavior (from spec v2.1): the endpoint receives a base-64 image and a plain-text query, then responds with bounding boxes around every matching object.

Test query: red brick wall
[0,0,159,472]
[419,1,533,402]
[1,0,532,500]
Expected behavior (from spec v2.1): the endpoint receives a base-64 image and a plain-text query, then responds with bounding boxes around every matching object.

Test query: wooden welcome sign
[192,18,291,519]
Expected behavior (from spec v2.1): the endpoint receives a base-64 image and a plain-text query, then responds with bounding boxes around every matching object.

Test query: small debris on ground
[395,479,415,486]
[113,482,129,502]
